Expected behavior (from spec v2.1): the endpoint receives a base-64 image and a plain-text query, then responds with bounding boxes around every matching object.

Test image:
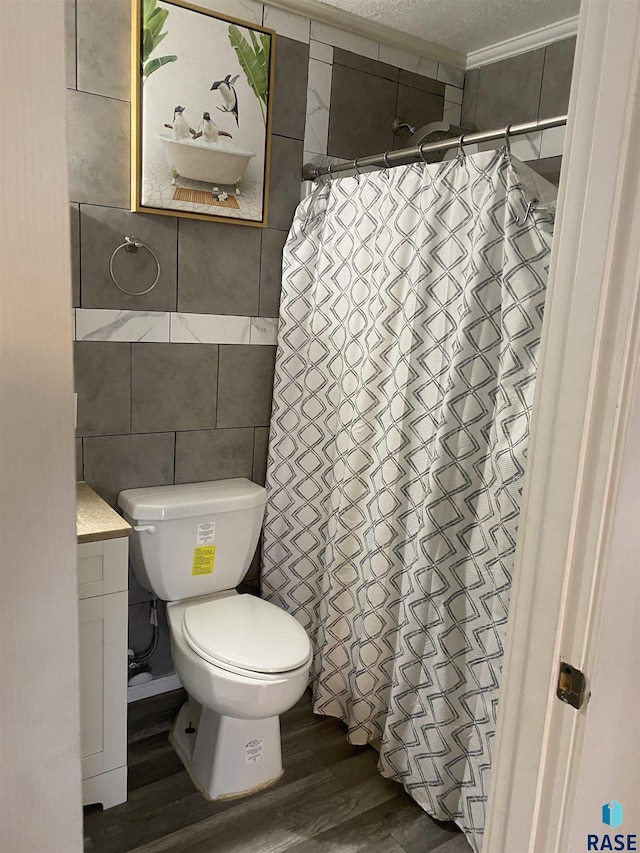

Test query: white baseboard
[127,672,183,703]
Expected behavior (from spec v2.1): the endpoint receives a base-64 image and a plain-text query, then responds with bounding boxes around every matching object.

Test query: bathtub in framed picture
[131,0,275,226]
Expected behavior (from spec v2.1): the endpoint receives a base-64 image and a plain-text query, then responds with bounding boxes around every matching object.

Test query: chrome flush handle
[132,524,158,535]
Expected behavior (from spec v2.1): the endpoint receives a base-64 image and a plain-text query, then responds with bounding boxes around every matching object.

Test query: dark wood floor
[84,689,472,853]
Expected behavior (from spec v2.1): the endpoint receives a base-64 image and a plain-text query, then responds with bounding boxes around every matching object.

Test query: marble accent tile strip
[445,84,464,105]
[75,310,283,345]
[437,62,465,88]
[263,6,310,42]
[195,0,263,25]
[302,151,346,169]
[75,309,170,342]
[378,44,438,80]
[250,317,279,345]
[170,312,251,344]
[511,131,543,161]
[310,20,379,61]
[309,38,333,64]
[443,101,462,127]
[304,58,333,155]
[540,125,566,159]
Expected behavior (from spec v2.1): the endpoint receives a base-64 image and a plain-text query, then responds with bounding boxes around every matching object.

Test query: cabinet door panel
[78,591,128,779]
[78,537,128,599]
[102,590,128,771]
[78,596,104,763]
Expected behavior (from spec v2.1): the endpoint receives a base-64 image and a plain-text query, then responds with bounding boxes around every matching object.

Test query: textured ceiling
[314,0,581,55]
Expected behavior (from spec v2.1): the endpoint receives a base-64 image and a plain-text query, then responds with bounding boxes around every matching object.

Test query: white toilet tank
[118,479,267,602]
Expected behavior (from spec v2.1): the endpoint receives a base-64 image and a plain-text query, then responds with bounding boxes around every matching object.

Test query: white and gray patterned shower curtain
[261,150,554,852]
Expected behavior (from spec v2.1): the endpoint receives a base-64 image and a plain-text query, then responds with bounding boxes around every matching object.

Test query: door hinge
[556,661,589,709]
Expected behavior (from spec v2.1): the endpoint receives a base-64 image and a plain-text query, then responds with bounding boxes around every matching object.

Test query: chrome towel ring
[109,235,161,296]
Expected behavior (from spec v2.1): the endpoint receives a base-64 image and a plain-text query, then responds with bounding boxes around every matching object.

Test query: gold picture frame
[131,0,275,227]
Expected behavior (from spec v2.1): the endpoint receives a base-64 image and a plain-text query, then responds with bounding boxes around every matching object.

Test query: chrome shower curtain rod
[301,114,568,181]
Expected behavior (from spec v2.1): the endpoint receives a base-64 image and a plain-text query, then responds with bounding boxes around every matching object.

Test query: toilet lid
[182,595,311,674]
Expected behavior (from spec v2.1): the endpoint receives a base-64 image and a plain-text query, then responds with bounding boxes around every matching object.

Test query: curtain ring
[418,142,429,164]
[382,151,392,168]
[353,158,361,182]
[516,196,539,226]
[327,163,334,178]
[504,123,512,155]
[457,134,466,160]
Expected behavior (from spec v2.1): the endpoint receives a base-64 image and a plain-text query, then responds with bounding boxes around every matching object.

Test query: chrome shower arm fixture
[392,117,416,136]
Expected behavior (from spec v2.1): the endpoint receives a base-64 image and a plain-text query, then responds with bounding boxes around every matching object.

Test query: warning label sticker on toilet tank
[196,522,216,546]
[245,738,264,764]
[192,546,215,575]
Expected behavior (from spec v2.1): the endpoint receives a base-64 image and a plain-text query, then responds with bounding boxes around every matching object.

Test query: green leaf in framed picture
[144,55,177,78]
[147,6,169,38]
[141,0,176,80]
[228,24,270,124]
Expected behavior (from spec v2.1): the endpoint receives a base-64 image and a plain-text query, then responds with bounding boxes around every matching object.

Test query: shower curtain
[261,149,555,852]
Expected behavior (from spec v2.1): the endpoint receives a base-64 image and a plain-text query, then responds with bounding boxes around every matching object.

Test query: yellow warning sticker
[192,546,215,576]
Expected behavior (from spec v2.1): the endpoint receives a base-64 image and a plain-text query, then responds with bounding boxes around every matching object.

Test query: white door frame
[0,0,82,849]
[484,1,640,850]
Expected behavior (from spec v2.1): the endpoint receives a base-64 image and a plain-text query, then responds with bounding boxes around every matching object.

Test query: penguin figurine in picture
[163,105,192,140]
[192,112,233,143]
[210,74,239,126]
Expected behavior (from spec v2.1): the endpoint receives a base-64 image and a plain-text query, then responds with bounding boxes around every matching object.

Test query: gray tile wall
[67,1,306,674]
[461,38,576,185]
[461,39,576,130]
[327,50,446,160]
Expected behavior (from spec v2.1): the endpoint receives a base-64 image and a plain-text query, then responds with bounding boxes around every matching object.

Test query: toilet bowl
[118,479,312,801]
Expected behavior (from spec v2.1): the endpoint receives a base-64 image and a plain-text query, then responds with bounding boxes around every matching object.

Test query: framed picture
[131,0,275,227]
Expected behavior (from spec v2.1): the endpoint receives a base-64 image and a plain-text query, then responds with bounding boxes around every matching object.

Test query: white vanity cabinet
[76,483,131,810]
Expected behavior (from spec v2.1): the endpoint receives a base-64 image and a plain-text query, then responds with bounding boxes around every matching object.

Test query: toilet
[118,478,312,801]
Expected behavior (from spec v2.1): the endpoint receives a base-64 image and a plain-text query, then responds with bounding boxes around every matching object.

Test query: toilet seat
[182,594,311,676]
